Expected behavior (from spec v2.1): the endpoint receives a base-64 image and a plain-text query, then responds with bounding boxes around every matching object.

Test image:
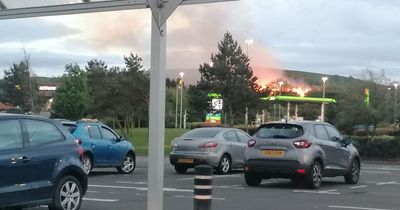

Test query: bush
[350,136,400,160]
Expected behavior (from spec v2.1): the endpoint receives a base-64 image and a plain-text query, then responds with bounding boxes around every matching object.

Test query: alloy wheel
[122,156,135,173]
[82,156,92,175]
[59,181,81,210]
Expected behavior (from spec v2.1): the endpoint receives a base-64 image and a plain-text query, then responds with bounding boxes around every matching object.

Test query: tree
[52,64,89,120]
[2,57,44,112]
[190,32,261,124]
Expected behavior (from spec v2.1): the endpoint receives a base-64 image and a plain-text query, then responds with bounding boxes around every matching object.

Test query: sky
[1,0,400,85]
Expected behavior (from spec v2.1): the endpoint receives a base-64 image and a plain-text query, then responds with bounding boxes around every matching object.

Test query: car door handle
[18,156,31,163]
[11,156,31,163]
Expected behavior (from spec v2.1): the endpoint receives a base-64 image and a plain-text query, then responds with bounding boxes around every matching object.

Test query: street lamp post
[245,39,254,57]
[394,83,398,124]
[175,84,179,128]
[179,72,184,129]
[321,77,328,122]
[278,81,283,120]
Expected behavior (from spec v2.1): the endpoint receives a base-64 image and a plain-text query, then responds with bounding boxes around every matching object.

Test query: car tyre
[217,154,231,175]
[48,176,83,210]
[174,165,188,174]
[305,161,322,189]
[117,153,136,174]
[344,159,360,184]
[244,172,261,187]
[81,154,93,175]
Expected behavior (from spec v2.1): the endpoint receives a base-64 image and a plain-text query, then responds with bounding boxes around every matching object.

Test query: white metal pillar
[295,104,298,120]
[287,102,290,121]
[147,14,167,210]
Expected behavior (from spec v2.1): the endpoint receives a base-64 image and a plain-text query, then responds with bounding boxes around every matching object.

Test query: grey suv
[244,121,360,189]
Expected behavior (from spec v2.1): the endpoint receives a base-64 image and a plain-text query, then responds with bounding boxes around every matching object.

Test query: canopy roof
[0,0,229,20]
[261,95,337,104]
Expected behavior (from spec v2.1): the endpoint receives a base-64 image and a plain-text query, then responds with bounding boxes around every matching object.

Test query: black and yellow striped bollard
[194,165,213,210]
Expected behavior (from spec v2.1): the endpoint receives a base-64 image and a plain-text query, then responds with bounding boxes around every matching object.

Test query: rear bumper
[169,152,219,168]
[245,159,306,178]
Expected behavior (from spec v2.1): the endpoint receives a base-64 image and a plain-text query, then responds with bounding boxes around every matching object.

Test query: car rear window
[181,129,220,139]
[62,123,77,133]
[256,124,303,139]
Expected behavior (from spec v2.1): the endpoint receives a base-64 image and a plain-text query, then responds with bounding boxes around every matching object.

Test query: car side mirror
[331,136,340,142]
[339,137,351,147]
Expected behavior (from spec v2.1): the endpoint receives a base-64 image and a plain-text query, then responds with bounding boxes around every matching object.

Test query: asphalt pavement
[28,156,400,210]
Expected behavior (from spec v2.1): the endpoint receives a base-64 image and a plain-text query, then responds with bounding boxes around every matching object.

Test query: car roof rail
[77,118,101,123]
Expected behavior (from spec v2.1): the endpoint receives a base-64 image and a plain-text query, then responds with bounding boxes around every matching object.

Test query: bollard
[194,165,213,210]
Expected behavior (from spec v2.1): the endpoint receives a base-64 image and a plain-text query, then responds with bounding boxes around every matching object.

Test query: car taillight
[247,139,256,147]
[293,140,312,149]
[198,142,218,148]
[75,138,82,145]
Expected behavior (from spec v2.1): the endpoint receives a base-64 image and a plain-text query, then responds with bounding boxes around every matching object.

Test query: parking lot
[28,157,400,210]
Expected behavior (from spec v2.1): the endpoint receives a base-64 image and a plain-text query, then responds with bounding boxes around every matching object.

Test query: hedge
[350,136,400,160]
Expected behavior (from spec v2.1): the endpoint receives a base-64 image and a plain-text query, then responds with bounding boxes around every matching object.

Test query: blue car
[0,114,87,210]
[61,119,136,175]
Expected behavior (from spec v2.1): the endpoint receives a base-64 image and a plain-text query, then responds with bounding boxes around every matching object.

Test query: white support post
[147,14,166,210]
[287,102,290,121]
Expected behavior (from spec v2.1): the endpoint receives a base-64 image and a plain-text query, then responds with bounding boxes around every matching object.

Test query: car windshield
[256,124,303,139]
[62,124,77,134]
[181,129,220,139]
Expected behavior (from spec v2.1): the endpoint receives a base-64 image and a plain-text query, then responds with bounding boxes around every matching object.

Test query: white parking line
[173,195,225,201]
[377,167,400,171]
[177,174,240,181]
[328,205,392,210]
[213,185,245,190]
[83,198,119,202]
[86,190,98,193]
[350,185,368,189]
[376,181,399,186]
[293,190,341,195]
[361,171,391,174]
[116,181,147,185]
[89,184,193,193]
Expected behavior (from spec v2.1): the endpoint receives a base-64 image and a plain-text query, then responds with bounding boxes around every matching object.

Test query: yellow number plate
[262,150,285,157]
[178,158,194,163]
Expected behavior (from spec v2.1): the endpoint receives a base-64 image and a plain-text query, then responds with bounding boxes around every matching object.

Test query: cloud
[1,0,400,82]
[0,18,79,42]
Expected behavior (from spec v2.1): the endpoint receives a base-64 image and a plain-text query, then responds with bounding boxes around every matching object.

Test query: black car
[0,114,87,210]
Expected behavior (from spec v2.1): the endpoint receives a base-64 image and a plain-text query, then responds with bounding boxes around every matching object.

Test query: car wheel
[174,165,188,174]
[344,159,360,184]
[217,154,231,175]
[81,154,93,175]
[117,153,136,174]
[48,176,83,210]
[244,172,261,187]
[305,161,322,189]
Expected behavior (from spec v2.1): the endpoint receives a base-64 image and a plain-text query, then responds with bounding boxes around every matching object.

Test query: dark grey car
[244,121,360,189]
[169,127,251,174]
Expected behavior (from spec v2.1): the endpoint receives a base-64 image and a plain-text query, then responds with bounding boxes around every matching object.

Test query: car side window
[101,127,118,141]
[236,131,250,143]
[24,120,65,145]
[314,125,329,141]
[325,125,342,141]
[0,120,23,151]
[223,131,240,142]
[87,125,102,139]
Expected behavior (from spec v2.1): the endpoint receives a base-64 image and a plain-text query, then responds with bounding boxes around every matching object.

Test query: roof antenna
[285,118,288,124]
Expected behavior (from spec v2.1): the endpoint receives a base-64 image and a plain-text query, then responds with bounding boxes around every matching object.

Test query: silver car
[169,127,251,174]
[244,121,360,189]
